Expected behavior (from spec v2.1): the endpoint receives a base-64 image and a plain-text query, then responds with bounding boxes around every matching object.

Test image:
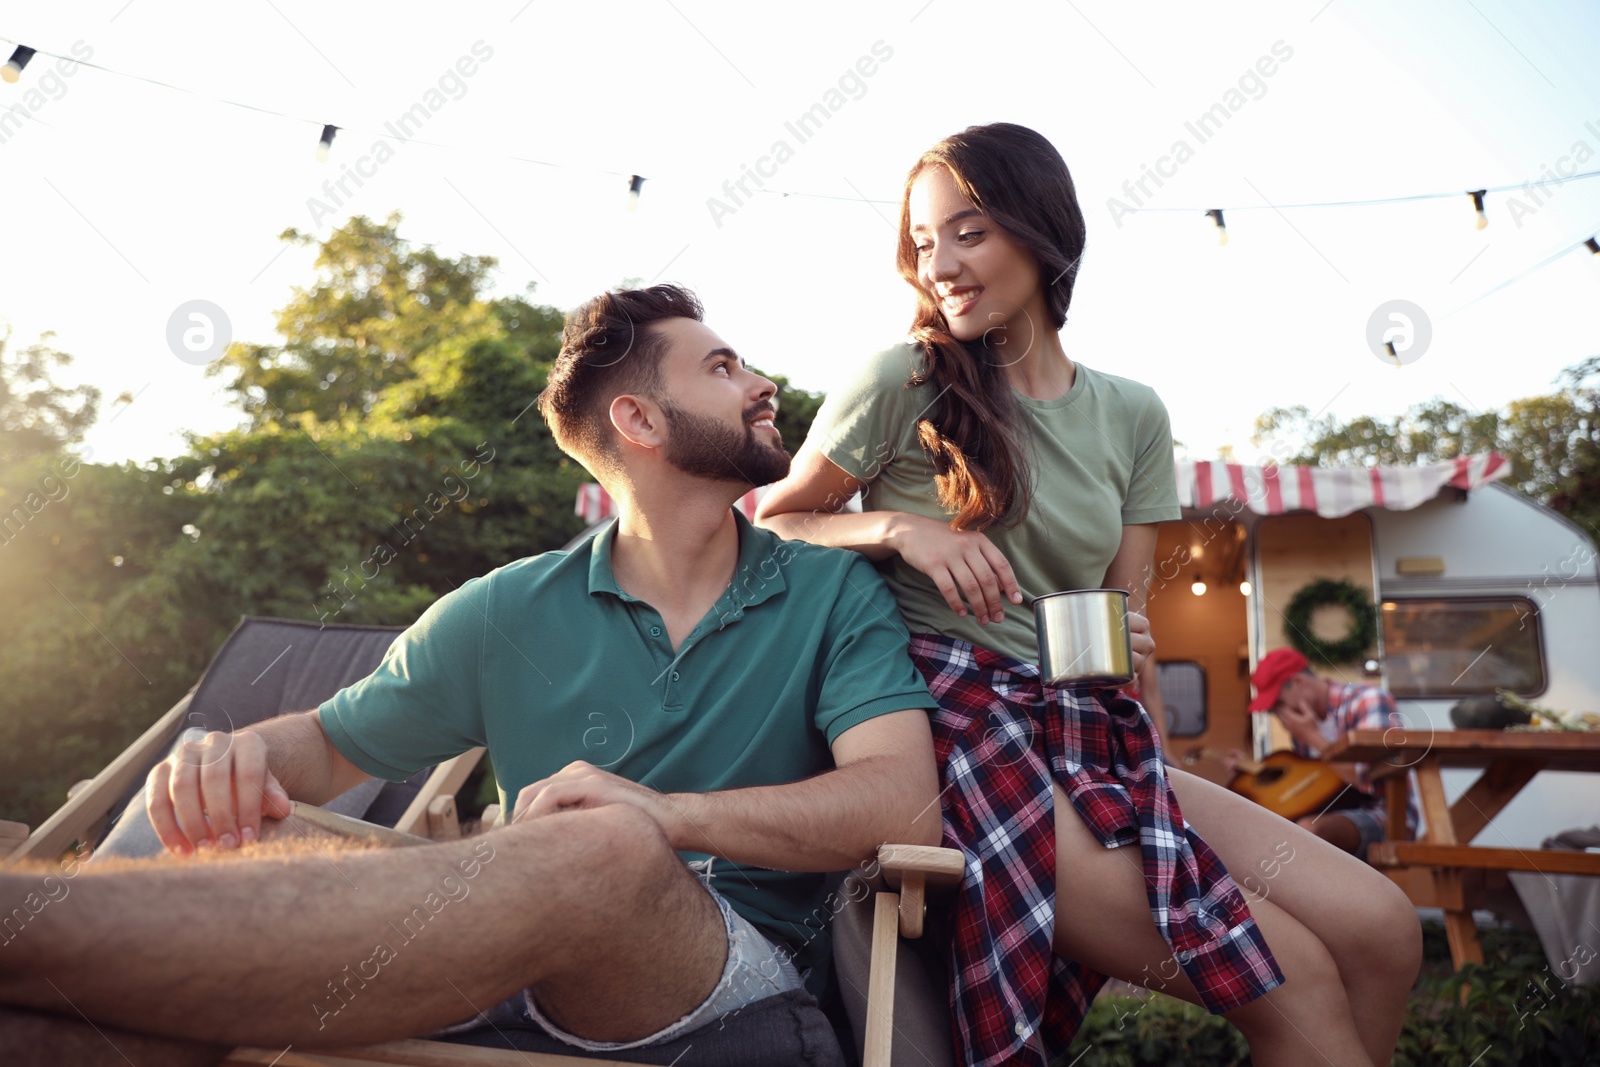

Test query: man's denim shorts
[437,884,806,1052]
[1340,806,1389,863]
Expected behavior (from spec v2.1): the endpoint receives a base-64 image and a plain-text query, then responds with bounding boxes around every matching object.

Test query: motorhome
[1148,453,1599,849]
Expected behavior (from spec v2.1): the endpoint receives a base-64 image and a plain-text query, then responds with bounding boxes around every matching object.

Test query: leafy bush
[1056,924,1600,1066]
[1057,991,1248,1066]
[1394,925,1600,1067]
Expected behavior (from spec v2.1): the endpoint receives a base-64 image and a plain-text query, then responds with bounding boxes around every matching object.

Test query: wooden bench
[1323,728,1600,969]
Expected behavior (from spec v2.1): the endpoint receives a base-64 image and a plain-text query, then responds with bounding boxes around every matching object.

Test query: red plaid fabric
[909,632,1285,1067]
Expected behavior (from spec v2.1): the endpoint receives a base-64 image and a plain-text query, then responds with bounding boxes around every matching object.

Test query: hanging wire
[1442,219,1600,320]
[8,33,1600,214]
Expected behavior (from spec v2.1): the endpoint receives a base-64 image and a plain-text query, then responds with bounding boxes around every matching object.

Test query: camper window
[1157,660,1208,737]
[1379,597,1546,699]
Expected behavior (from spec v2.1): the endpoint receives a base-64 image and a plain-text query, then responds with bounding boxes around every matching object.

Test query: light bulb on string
[315,125,338,162]
[1586,237,1600,257]
[1205,208,1228,246]
[1469,189,1488,230]
[1385,340,1402,369]
[1190,575,1207,596]
[627,174,646,212]
[1,45,35,84]
[1239,580,1252,596]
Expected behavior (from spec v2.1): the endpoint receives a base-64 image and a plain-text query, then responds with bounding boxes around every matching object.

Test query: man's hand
[146,730,292,856]
[1276,704,1324,754]
[513,762,690,846]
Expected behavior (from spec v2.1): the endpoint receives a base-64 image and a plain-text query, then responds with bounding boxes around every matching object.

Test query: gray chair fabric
[93,615,422,854]
[830,889,956,1067]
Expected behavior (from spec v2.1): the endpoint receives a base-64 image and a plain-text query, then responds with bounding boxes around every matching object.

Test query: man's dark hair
[537,284,704,472]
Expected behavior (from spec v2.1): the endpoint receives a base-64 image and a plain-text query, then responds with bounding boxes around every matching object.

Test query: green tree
[0,327,102,463]
[0,214,832,828]
[761,369,824,458]
[0,456,206,824]
[191,212,588,628]
[1252,360,1600,545]
[1546,356,1600,543]
[0,214,588,827]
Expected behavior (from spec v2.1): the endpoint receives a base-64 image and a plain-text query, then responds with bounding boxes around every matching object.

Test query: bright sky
[2,0,1597,468]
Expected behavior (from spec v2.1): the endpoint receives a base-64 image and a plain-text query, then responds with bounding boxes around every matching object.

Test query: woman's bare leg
[1050,781,1377,1067]
[1167,766,1421,1065]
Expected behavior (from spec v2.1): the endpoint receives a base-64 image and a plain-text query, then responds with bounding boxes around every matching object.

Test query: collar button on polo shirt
[316,510,940,989]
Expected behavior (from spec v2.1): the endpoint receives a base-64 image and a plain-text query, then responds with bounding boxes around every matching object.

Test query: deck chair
[10,616,446,862]
[6,615,965,1067]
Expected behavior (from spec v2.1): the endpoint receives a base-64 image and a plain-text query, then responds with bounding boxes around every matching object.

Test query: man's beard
[659,401,792,487]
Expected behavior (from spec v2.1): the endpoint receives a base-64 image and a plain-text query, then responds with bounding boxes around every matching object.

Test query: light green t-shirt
[810,343,1181,663]
[318,511,937,975]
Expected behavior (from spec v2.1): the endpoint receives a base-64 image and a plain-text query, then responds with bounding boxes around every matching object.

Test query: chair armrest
[10,693,195,862]
[876,844,964,938]
[287,802,433,848]
[877,844,964,886]
[394,748,486,837]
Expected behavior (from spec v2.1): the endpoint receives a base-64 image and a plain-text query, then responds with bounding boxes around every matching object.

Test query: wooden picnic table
[1322,728,1600,970]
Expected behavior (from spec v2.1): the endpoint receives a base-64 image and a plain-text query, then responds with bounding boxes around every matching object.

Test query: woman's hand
[1128,610,1155,671]
[888,513,1023,624]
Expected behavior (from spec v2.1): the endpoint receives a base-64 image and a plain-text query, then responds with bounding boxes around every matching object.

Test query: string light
[1205,208,1228,246]
[1468,189,1489,230]
[1,44,34,84]
[2,31,1599,241]
[315,124,338,163]
[1587,238,1600,256]
[1190,575,1207,596]
[1238,580,1252,596]
[627,174,645,212]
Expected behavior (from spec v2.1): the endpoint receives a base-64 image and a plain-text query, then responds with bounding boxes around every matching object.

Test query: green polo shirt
[318,510,937,974]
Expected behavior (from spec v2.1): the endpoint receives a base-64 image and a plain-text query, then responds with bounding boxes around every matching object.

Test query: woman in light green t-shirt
[757,123,1417,1067]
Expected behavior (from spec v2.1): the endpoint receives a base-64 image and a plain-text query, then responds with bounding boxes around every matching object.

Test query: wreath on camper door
[1284,578,1378,665]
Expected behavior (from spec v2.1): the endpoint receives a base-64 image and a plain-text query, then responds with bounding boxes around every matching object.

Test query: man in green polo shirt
[0,285,940,1062]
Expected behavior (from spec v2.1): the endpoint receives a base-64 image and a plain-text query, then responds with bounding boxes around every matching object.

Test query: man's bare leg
[1295,811,1362,854]
[0,1006,228,1066]
[0,803,727,1051]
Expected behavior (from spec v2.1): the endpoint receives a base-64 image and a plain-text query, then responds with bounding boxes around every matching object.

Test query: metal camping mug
[1033,588,1135,689]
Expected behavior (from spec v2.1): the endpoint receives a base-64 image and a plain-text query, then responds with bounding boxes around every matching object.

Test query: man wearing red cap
[1243,648,1419,860]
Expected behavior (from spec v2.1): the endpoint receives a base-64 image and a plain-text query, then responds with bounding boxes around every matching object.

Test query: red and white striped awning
[1176,453,1511,519]
[575,483,769,525]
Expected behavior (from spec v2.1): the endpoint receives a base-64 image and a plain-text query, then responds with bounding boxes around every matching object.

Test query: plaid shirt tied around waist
[908,633,1285,1067]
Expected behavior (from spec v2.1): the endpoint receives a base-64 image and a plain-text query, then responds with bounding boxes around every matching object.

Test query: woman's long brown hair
[897,123,1088,530]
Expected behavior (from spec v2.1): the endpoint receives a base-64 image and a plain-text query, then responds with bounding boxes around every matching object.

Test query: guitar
[1183,747,1348,821]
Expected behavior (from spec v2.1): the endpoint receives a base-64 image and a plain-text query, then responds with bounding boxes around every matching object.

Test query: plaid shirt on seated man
[1250,649,1421,861]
